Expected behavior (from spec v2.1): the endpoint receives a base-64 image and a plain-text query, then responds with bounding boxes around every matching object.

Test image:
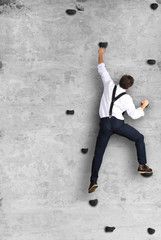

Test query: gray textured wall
[0,0,161,239]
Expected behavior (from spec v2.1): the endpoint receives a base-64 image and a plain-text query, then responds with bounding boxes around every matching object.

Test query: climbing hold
[76,4,84,11]
[98,42,108,49]
[141,172,153,177]
[81,148,88,154]
[105,226,116,232]
[150,3,159,9]
[147,228,155,235]
[89,199,98,207]
[66,9,77,15]
[0,61,2,69]
[147,59,156,65]
[66,110,75,115]
[156,0,161,4]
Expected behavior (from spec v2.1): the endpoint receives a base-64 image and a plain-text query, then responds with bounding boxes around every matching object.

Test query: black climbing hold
[66,9,77,15]
[150,3,158,10]
[141,172,153,177]
[76,4,84,11]
[105,226,116,232]
[147,59,156,65]
[0,61,2,69]
[89,199,98,207]
[98,42,108,49]
[147,228,155,235]
[81,148,88,154]
[66,110,75,115]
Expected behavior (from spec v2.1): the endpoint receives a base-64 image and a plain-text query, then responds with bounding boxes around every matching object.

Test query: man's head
[119,75,134,90]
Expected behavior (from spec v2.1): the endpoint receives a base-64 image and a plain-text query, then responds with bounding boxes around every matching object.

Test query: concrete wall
[0,0,161,239]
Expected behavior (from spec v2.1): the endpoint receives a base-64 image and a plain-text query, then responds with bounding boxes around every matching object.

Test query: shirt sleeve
[125,95,145,120]
[98,63,114,86]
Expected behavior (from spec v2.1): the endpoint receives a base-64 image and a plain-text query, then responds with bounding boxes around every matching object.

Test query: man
[88,47,152,194]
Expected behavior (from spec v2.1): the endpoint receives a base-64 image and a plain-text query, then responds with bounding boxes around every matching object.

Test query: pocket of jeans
[112,117,124,130]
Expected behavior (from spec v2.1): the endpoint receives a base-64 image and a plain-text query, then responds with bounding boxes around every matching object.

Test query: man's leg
[114,122,147,165]
[90,118,113,185]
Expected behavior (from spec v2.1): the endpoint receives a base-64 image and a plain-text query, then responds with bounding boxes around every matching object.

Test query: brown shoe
[88,182,98,193]
[138,165,152,174]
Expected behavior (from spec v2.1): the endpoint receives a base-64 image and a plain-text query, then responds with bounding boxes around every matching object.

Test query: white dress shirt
[98,63,144,120]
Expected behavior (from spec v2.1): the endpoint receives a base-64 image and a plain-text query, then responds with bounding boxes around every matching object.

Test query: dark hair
[119,75,134,89]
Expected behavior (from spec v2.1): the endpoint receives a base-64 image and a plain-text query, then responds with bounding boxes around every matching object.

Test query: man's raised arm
[98,48,114,86]
[98,48,106,64]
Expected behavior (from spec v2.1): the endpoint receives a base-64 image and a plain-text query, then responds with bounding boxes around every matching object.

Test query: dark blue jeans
[90,117,147,184]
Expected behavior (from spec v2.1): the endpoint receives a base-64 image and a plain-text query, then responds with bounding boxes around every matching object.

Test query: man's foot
[138,165,152,173]
[88,182,98,193]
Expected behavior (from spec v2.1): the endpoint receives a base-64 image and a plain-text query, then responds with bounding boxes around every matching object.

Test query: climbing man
[88,47,152,193]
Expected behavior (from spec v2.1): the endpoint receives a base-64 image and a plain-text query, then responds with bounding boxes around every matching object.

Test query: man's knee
[136,134,144,142]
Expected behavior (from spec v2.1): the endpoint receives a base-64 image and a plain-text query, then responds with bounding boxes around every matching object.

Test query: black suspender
[109,85,126,117]
[109,85,117,117]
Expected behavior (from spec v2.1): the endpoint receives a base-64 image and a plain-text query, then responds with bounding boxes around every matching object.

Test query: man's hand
[141,99,149,110]
[98,48,106,55]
